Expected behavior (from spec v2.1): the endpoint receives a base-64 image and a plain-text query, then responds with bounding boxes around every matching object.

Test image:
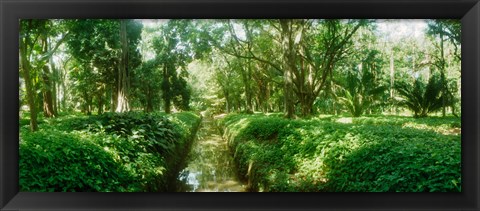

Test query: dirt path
[177,115,245,192]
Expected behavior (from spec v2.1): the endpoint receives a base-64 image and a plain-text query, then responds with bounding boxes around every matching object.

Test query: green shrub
[394,73,453,118]
[19,129,136,192]
[19,111,201,192]
[220,113,461,192]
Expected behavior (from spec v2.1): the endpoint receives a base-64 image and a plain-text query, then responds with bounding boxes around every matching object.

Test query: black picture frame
[1,0,479,210]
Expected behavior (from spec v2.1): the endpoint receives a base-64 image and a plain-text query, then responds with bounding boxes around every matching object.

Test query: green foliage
[65,19,143,114]
[172,77,191,111]
[131,59,162,112]
[219,113,461,192]
[336,46,388,117]
[19,19,462,193]
[151,20,204,113]
[19,111,201,192]
[427,19,461,60]
[395,73,452,118]
[85,112,182,157]
[19,128,136,192]
[169,112,202,135]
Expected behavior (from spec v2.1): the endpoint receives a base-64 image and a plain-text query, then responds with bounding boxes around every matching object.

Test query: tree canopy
[19,19,461,131]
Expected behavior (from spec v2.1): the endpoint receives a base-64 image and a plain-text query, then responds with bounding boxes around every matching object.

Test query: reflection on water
[177,118,245,192]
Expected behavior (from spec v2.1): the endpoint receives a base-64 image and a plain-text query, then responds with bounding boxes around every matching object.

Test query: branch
[39,32,71,62]
[205,24,284,76]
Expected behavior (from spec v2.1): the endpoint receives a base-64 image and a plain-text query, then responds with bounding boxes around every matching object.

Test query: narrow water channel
[176,115,246,192]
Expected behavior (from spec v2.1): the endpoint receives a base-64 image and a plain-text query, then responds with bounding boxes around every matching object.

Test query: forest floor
[218,113,462,192]
[19,111,202,192]
[177,115,246,192]
[18,111,461,192]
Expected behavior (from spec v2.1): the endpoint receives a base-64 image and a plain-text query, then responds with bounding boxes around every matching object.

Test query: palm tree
[394,73,451,118]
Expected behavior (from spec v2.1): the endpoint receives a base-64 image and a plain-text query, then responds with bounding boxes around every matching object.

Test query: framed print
[1,0,479,210]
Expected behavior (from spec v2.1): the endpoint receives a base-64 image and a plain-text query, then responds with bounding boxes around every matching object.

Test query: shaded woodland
[19,19,461,192]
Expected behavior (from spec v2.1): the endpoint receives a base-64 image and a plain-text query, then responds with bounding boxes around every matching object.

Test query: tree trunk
[301,96,315,117]
[252,63,269,113]
[19,24,39,131]
[163,64,172,114]
[83,91,92,115]
[54,82,59,113]
[241,64,253,113]
[110,84,117,112]
[60,66,67,112]
[146,87,154,112]
[440,30,447,117]
[97,99,104,114]
[97,86,104,114]
[389,49,395,114]
[40,34,56,118]
[116,20,130,112]
[49,55,59,115]
[41,65,56,118]
[280,20,297,119]
[264,83,269,113]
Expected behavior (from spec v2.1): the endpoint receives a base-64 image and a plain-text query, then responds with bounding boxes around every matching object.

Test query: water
[177,116,246,192]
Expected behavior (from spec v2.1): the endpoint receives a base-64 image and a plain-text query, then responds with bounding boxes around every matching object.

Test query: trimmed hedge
[219,113,461,192]
[20,111,201,192]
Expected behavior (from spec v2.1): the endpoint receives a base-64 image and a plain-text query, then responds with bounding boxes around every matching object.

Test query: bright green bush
[19,129,136,192]
[19,111,201,192]
[219,113,461,192]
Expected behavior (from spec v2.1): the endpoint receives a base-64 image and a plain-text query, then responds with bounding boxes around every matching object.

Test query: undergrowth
[19,111,201,192]
[219,113,461,192]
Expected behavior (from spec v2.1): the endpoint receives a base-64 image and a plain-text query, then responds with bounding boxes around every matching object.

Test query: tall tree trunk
[299,64,315,117]
[97,98,104,114]
[87,98,92,115]
[49,55,58,115]
[163,64,172,114]
[256,80,268,113]
[53,82,59,113]
[264,82,270,112]
[247,65,253,113]
[439,30,447,117]
[389,49,395,114]
[255,75,267,113]
[83,91,92,115]
[60,61,67,112]
[301,97,315,117]
[110,84,117,112]
[116,20,130,112]
[242,64,253,113]
[97,86,104,114]
[280,20,296,119]
[146,87,154,112]
[19,24,38,131]
[40,35,56,118]
[41,65,56,117]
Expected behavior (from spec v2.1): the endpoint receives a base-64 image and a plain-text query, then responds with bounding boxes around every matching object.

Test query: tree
[172,76,191,111]
[208,53,244,113]
[395,72,452,118]
[66,19,118,114]
[19,20,39,131]
[131,59,162,112]
[66,19,142,114]
[338,50,388,117]
[116,19,130,112]
[294,19,368,117]
[20,20,67,122]
[152,20,202,113]
[427,19,461,117]
[201,19,368,117]
[278,19,304,118]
